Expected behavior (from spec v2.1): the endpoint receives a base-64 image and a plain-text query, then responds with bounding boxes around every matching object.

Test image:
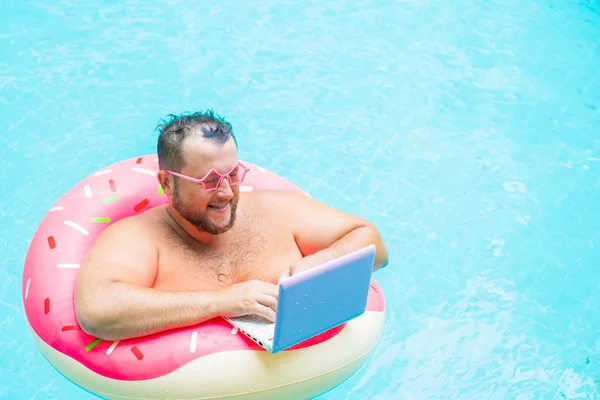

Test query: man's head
[156,110,242,235]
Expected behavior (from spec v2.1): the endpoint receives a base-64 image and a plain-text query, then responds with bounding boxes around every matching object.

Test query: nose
[215,177,234,198]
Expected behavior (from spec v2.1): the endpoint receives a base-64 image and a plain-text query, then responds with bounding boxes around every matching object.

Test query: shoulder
[246,189,316,214]
[77,208,161,288]
[252,189,314,204]
[100,210,158,237]
[241,190,380,260]
[243,189,368,226]
[87,208,163,255]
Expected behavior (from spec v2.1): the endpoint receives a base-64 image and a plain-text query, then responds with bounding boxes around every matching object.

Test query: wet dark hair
[156,110,238,172]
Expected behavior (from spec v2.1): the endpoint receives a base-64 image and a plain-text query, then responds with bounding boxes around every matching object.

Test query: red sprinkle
[131,346,144,360]
[109,179,116,192]
[47,236,56,249]
[134,199,149,212]
[136,157,143,164]
[44,298,50,314]
[61,325,80,331]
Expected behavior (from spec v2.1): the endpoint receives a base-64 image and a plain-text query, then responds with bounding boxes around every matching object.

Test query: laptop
[224,244,376,354]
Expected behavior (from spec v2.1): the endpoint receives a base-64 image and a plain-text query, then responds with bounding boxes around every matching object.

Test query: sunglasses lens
[228,164,246,185]
[201,164,247,191]
[202,172,221,190]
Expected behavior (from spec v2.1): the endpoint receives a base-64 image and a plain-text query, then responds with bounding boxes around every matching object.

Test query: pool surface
[1,0,600,398]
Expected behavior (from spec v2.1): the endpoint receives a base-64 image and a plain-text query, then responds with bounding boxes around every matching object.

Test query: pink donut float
[22,155,386,400]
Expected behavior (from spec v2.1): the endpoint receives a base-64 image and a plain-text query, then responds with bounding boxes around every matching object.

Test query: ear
[157,171,174,196]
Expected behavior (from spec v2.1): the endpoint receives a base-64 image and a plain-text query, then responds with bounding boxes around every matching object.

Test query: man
[74,110,389,341]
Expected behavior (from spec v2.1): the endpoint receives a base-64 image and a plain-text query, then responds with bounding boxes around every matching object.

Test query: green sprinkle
[85,338,102,352]
[102,196,121,203]
[158,184,164,195]
[90,217,111,223]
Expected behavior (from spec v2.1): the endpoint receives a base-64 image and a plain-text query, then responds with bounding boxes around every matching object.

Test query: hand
[279,253,336,283]
[278,266,294,284]
[218,280,279,322]
[278,263,308,284]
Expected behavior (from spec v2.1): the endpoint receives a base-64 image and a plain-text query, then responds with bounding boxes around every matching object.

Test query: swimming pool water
[1,0,599,398]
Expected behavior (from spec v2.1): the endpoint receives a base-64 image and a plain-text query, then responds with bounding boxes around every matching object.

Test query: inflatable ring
[22,155,386,400]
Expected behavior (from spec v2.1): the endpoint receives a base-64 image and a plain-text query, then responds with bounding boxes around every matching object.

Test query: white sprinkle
[304,192,312,198]
[93,169,112,176]
[240,186,254,192]
[50,206,64,212]
[57,263,80,269]
[131,167,156,177]
[231,328,238,335]
[106,341,119,355]
[63,220,89,236]
[153,157,158,162]
[190,331,198,353]
[84,185,93,198]
[257,166,266,173]
[25,278,31,299]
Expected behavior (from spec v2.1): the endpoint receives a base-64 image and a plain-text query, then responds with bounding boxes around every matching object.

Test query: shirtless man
[74,111,389,342]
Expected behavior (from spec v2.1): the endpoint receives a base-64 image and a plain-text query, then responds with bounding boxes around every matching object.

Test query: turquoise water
[1,0,599,398]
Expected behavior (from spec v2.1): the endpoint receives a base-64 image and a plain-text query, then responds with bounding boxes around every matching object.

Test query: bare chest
[153,221,302,291]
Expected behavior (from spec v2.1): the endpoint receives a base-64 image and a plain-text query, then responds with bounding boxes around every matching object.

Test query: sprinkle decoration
[131,167,155,176]
[131,346,144,360]
[63,220,89,236]
[84,185,93,198]
[62,325,80,331]
[134,199,149,212]
[102,196,120,203]
[56,263,80,269]
[106,341,119,355]
[90,217,111,223]
[86,339,102,352]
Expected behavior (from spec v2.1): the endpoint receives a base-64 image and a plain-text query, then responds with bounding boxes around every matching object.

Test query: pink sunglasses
[162,161,250,192]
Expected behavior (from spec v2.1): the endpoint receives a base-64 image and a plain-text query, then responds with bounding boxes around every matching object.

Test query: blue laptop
[225,244,375,353]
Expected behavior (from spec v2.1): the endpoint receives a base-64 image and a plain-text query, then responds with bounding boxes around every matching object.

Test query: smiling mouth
[208,202,228,211]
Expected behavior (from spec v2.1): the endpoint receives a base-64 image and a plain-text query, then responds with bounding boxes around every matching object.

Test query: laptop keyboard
[230,314,276,343]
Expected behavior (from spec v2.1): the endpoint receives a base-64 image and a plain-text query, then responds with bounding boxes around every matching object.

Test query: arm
[74,218,225,341]
[265,191,389,276]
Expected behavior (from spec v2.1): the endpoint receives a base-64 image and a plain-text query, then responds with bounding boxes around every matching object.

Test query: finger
[260,282,279,298]
[254,304,277,322]
[277,270,290,284]
[258,293,278,312]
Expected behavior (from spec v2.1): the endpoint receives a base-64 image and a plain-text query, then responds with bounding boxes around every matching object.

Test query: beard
[172,186,238,235]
